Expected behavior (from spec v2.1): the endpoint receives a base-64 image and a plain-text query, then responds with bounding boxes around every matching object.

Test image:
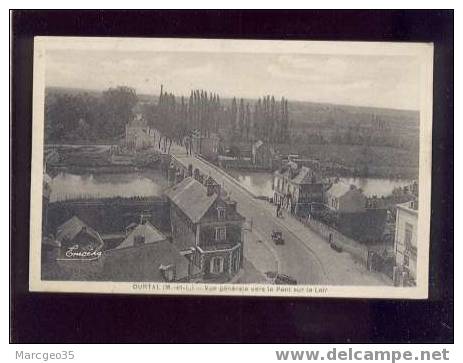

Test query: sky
[45,49,420,110]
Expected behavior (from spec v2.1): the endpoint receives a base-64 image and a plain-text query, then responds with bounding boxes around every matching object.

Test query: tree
[230,97,238,138]
[245,103,251,142]
[238,98,245,139]
[101,86,138,139]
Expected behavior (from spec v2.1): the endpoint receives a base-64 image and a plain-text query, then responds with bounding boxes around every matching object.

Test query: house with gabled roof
[165,177,245,280]
[102,221,197,282]
[55,216,104,256]
[273,164,324,216]
[326,182,366,213]
[45,216,197,282]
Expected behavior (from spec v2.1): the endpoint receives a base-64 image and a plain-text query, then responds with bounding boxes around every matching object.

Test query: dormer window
[217,207,226,220]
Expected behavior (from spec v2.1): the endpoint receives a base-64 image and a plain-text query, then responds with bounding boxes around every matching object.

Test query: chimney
[205,177,220,196]
[140,212,150,225]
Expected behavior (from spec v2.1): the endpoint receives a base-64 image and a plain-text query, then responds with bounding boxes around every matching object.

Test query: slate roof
[105,238,195,281]
[165,177,218,223]
[56,216,104,248]
[204,175,218,186]
[56,216,101,242]
[116,222,166,250]
[327,182,354,198]
[150,241,192,280]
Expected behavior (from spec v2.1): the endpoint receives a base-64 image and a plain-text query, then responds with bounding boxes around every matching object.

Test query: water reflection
[228,169,412,198]
[338,177,413,197]
[227,170,274,198]
[50,171,167,202]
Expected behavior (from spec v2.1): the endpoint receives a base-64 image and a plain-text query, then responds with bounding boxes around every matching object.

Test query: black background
[10,10,454,343]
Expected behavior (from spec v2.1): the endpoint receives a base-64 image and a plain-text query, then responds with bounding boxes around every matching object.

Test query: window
[405,223,413,250]
[215,227,226,241]
[210,256,224,273]
[217,207,226,220]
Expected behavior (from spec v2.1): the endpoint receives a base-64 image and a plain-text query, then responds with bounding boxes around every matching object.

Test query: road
[167,142,391,286]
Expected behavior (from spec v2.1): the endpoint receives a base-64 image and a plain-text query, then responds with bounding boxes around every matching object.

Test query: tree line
[44,85,292,146]
[45,86,138,143]
[144,85,291,146]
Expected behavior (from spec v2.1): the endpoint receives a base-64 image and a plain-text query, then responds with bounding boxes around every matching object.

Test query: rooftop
[105,238,194,281]
[327,182,358,198]
[165,177,218,223]
[56,216,104,248]
[291,166,317,185]
[116,222,166,250]
[397,200,419,215]
[275,164,320,185]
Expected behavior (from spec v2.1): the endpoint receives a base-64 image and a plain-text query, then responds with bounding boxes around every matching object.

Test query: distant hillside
[289,100,419,132]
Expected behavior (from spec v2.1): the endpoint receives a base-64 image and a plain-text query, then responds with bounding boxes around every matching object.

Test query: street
[167,141,391,286]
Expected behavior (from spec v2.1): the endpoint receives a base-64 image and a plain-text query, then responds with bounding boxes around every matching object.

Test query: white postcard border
[29,37,433,299]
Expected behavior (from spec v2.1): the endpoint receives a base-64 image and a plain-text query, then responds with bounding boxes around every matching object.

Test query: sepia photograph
[28,37,433,298]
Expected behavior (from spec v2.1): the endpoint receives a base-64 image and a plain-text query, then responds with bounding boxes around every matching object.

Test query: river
[49,170,168,202]
[49,168,412,203]
[226,169,413,198]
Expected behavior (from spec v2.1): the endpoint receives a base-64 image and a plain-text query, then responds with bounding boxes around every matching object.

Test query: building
[125,114,155,151]
[42,172,52,234]
[273,163,324,216]
[191,133,220,162]
[251,140,276,169]
[165,176,245,280]
[393,200,418,286]
[226,142,252,159]
[44,216,106,280]
[44,216,195,282]
[102,221,196,282]
[326,182,366,213]
[55,216,105,257]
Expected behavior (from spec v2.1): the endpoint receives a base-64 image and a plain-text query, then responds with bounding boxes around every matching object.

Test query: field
[46,87,420,178]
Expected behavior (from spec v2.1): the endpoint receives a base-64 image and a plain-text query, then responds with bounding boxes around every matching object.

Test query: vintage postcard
[29,37,433,298]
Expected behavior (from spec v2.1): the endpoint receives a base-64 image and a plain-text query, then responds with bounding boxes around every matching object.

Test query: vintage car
[271,230,285,245]
[265,271,297,285]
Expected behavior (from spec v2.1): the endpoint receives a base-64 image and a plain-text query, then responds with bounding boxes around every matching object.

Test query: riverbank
[48,169,168,202]
[47,164,163,175]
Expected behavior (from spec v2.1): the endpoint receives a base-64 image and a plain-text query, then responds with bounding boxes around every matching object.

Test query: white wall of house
[394,205,418,281]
